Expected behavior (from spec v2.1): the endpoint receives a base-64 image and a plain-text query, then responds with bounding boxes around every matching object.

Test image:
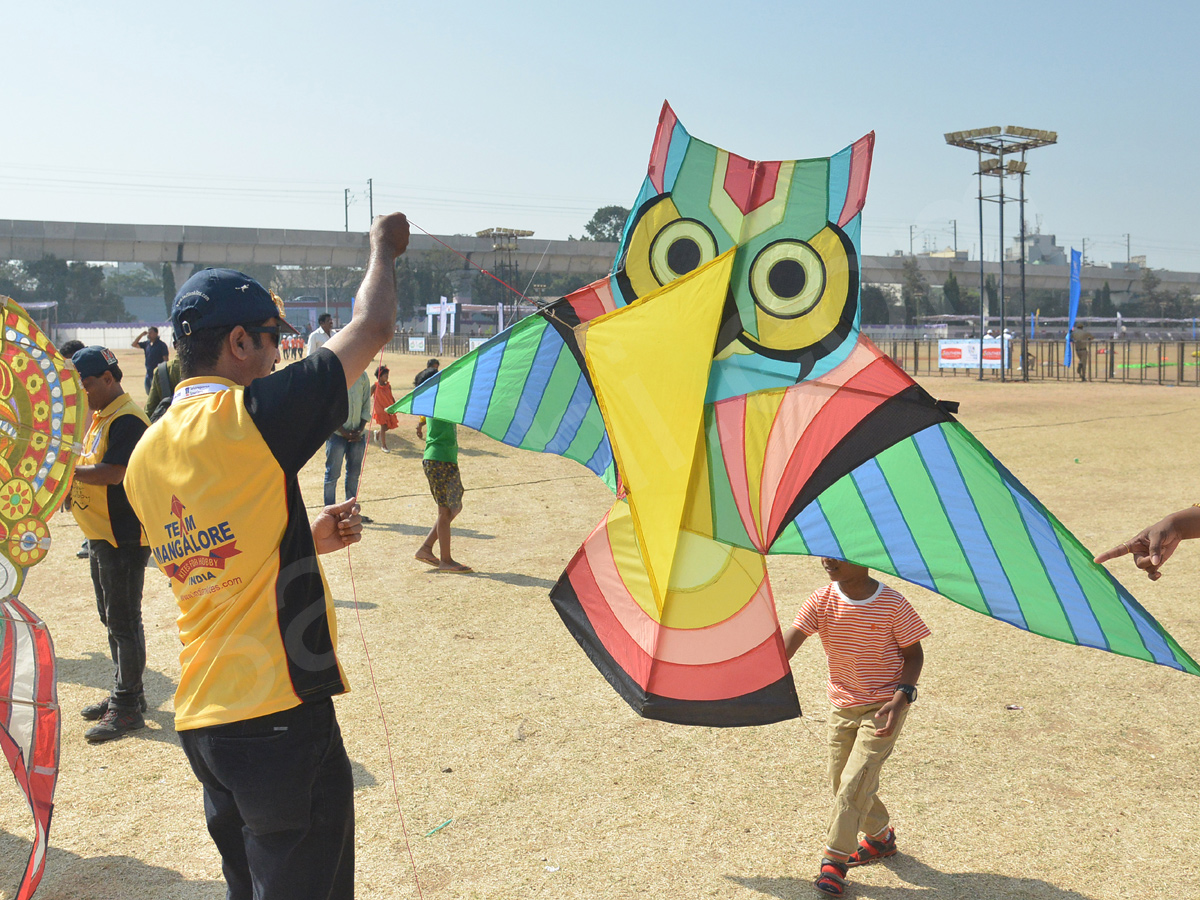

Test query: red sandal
[815,858,848,896]
[846,827,896,867]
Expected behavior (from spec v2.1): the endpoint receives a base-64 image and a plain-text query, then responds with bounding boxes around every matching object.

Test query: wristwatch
[896,684,918,705]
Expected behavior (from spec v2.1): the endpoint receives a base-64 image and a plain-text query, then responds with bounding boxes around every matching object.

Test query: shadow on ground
[729,856,1098,900]
[334,598,379,610]
[56,652,179,747]
[0,829,224,899]
[351,759,378,790]
[363,522,495,540]
[472,571,558,590]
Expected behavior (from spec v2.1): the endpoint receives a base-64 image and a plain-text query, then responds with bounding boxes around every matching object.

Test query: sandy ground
[2,348,1199,900]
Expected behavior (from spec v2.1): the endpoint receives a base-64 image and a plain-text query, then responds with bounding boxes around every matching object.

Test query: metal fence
[878,339,1200,386]
[384,331,1200,388]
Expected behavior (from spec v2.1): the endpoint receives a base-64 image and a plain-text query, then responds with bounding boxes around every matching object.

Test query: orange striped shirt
[793,582,930,708]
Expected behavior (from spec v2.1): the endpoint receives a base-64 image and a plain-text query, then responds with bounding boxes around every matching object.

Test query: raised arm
[325,213,410,387]
[131,329,148,349]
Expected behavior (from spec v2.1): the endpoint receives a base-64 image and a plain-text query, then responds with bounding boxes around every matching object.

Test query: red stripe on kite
[767,357,911,539]
[647,101,679,194]
[837,132,875,227]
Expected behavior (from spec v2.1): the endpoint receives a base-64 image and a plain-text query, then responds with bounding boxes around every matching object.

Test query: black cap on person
[71,346,120,379]
[171,268,298,340]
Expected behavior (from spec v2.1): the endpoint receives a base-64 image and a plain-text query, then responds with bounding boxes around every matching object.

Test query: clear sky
[6,1,1199,270]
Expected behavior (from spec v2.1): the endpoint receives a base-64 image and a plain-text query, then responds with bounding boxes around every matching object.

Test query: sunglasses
[241,325,282,347]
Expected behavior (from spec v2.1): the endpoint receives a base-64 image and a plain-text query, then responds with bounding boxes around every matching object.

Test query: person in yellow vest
[124,212,409,900]
[69,346,152,743]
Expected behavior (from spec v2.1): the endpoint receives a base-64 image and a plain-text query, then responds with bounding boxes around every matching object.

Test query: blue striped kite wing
[771,420,1200,676]
[390,288,618,492]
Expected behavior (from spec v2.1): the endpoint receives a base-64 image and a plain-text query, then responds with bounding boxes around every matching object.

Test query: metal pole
[951,219,957,255]
[1019,157,1028,382]
[368,179,373,221]
[344,189,349,232]
[998,158,1006,383]
[978,151,985,382]
[909,225,915,257]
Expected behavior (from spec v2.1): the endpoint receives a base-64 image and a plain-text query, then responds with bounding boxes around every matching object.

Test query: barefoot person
[371,365,399,452]
[414,409,470,573]
[1095,505,1200,580]
[125,212,409,900]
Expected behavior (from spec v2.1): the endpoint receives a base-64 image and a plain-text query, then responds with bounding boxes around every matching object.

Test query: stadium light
[945,126,1058,382]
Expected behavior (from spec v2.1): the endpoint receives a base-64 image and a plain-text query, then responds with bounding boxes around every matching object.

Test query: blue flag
[1065,249,1081,366]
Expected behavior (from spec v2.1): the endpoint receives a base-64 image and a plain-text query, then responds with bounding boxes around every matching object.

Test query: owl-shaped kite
[395,103,1196,727]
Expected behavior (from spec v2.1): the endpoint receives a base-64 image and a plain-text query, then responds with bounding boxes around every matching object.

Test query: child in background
[371,365,399,452]
[414,415,470,573]
[783,557,929,897]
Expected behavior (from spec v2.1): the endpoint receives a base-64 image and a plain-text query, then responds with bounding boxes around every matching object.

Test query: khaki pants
[824,701,908,858]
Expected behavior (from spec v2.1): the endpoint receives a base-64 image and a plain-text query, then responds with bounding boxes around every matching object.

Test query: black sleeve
[101,415,148,467]
[244,346,348,477]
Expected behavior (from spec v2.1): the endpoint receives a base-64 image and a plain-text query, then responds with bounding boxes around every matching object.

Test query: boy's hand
[873,695,907,737]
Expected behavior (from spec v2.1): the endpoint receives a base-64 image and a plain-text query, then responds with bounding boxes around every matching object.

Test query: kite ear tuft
[832,132,875,228]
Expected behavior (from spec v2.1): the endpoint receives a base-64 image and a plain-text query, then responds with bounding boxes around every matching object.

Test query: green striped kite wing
[390,311,617,491]
[773,421,1199,676]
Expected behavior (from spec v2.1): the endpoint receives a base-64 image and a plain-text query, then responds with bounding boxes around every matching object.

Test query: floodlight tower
[945,127,1057,382]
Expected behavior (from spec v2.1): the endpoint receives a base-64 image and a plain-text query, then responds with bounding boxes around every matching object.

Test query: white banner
[938,338,1009,369]
[468,338,488,351]
[407,336,426,353]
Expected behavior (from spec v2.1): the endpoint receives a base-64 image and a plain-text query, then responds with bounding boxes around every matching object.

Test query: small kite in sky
[0,296,82,898]
[394,102,1198,727]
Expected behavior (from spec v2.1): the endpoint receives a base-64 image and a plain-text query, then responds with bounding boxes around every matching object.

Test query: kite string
[343,343,424,900]
[408,220,539,306]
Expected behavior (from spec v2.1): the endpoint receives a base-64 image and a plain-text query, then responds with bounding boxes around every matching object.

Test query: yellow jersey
[70,393,149,547]
[125,349,350,730]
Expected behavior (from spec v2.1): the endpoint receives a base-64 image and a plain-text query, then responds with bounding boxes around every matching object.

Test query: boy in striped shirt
[783,557,929,897]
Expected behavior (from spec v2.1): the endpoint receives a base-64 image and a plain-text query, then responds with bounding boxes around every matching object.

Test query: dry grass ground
[3,348,1199,900]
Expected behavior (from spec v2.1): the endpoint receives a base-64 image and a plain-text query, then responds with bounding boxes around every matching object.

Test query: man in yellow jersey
[124,213,409,900]
[68,346,152,742]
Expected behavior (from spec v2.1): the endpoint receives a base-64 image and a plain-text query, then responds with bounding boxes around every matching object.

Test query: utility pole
[1125,233,1131,265]
[344,189,349,232]
[1081,237,1087,266]
[950,219,958,255]
[368,179,373,222]
[909,225,916,256]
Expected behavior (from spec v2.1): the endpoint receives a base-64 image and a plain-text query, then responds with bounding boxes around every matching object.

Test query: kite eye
[748,239,826,319]
[731,223,858,363]
[649,219,718,285]
[615,194,729,303]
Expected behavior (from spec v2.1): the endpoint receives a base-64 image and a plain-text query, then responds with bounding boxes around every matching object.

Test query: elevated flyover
[2,219,1196,299]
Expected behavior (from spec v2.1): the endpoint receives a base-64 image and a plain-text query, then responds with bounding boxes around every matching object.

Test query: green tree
[23,256,129,322]
[900,257,930,325]
[984,274,999,314]
[106,266,162,301]
[162,263,176,317]
[942,272,964,314]
[859,284,890,325]
[0,262,30,301]
[1092,282,1115,317]
[581,206,630,243]
[394,252,457,320]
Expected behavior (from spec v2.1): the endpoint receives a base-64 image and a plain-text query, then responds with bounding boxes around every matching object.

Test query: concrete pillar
[169,262,195,288]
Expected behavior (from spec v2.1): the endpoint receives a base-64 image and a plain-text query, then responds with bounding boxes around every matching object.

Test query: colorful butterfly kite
[393,102,1198,727]
[0,296,81,898]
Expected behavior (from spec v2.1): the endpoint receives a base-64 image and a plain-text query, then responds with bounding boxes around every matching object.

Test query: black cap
[72,346,120,379]
[171,268,298,340]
